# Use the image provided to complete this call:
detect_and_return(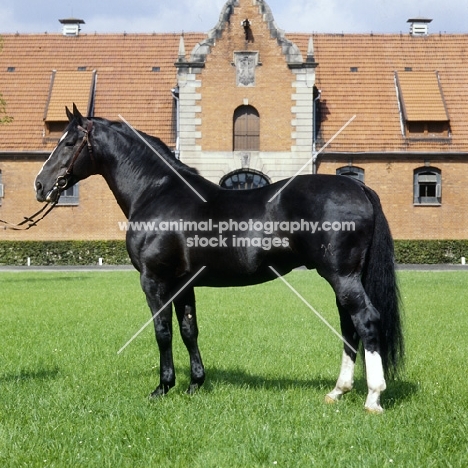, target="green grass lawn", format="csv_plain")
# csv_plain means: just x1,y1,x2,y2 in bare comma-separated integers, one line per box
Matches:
0,270,467,467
